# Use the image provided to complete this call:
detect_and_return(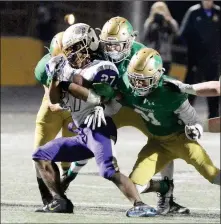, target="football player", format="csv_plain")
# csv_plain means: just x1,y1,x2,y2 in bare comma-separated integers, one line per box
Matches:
64,16,189,214
34,32,76,209
113,48,220,214
32,23,156,217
